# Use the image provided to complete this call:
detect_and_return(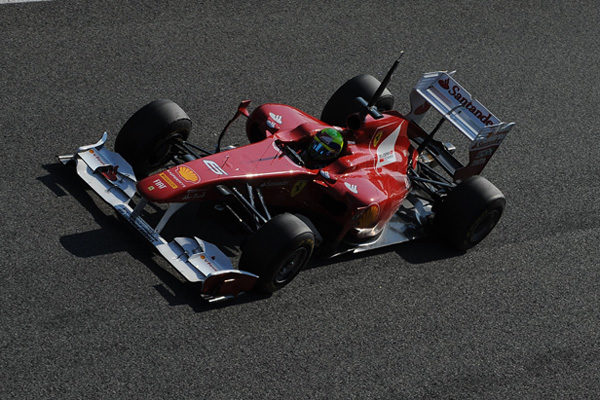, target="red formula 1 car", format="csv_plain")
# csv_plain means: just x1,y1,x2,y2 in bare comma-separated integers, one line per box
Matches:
60,57,514,300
